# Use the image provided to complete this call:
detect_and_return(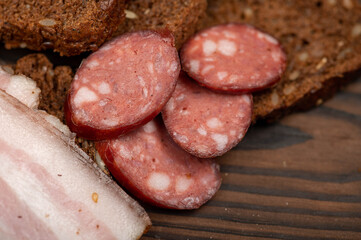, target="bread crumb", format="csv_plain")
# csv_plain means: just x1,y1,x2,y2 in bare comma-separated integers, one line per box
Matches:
298,52,308,62
38,18,56,27
289,70,300,81
327,0,337,5
271,92,279,106
125,10,138,19
243,8,253,18
315,57,328,70
342,0,353,9
283,85,296,95
351,24,361,37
